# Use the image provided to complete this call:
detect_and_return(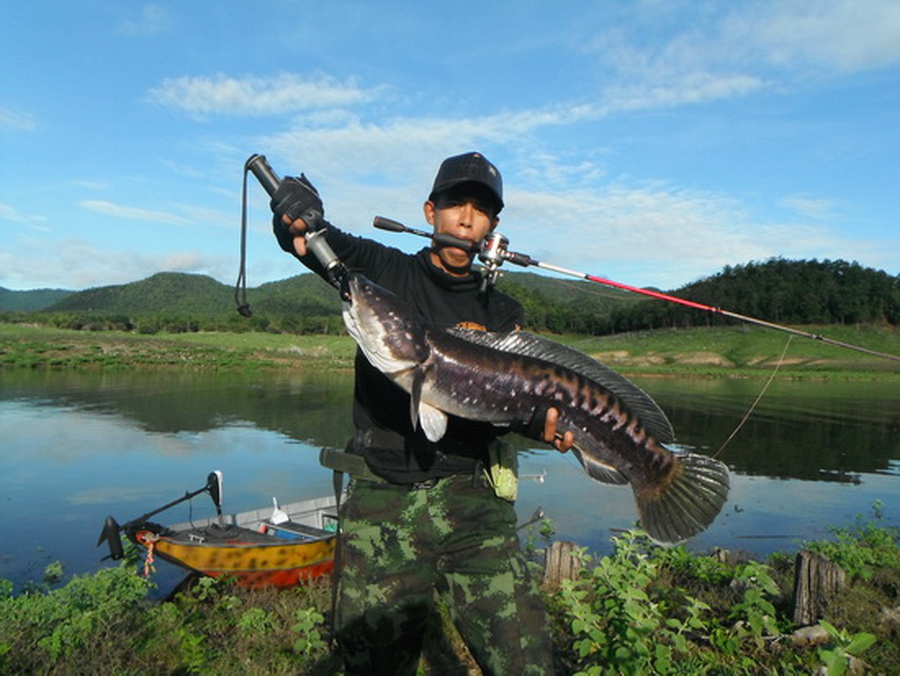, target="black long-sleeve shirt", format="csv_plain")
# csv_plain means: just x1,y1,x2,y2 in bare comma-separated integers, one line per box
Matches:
276,222,524,483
